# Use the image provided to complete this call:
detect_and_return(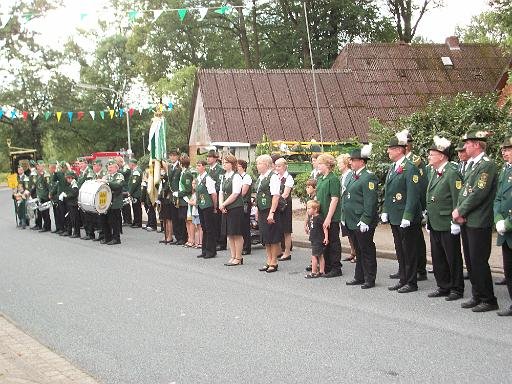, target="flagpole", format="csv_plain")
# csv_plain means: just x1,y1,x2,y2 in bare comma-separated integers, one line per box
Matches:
303,1,323,151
